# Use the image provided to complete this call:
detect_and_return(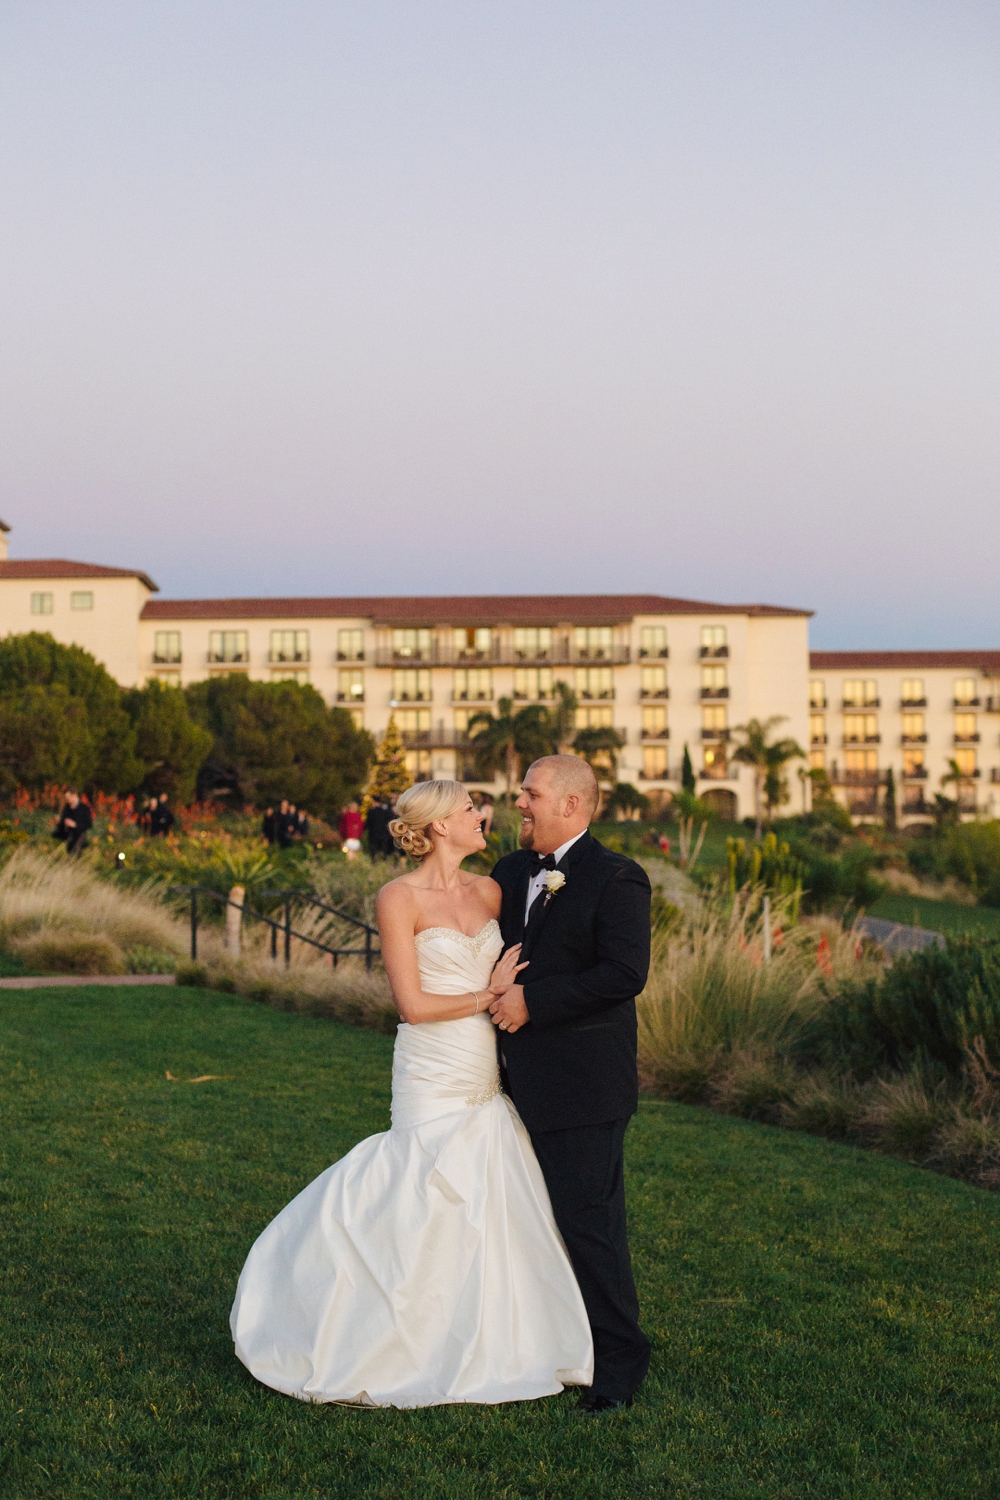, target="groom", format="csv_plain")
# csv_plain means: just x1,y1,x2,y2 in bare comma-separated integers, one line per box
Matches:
489,755,652,1413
